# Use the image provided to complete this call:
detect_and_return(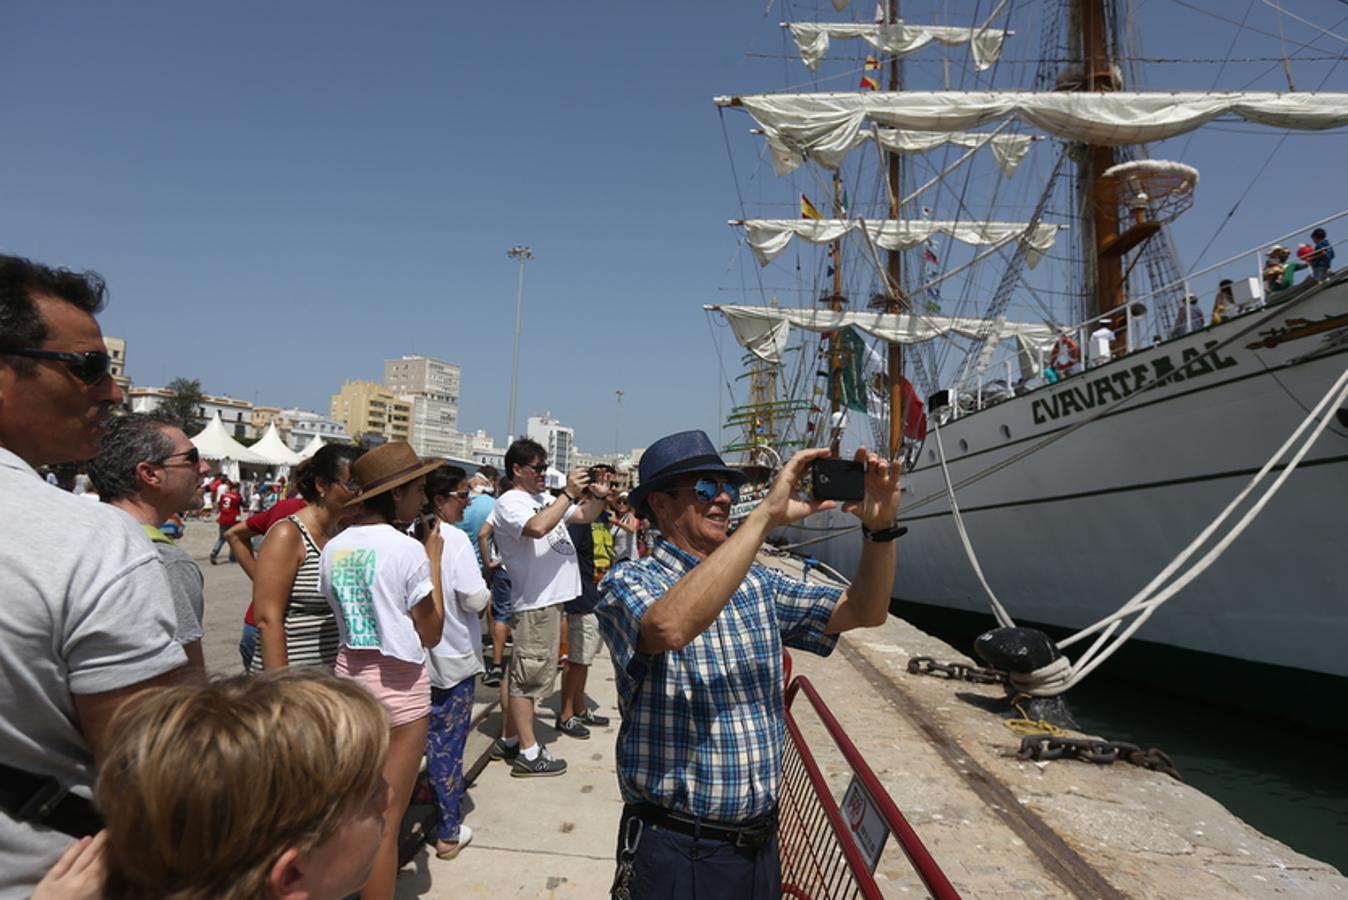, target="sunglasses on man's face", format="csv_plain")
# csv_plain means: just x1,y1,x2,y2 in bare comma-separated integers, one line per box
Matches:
155,447,201,467
0,348,112,385
669,477,740,504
